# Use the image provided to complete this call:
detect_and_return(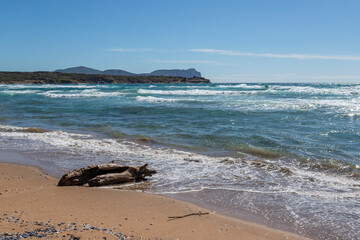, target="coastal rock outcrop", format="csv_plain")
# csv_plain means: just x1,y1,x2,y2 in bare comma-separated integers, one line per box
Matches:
58,162,156,187
0,71,211,84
